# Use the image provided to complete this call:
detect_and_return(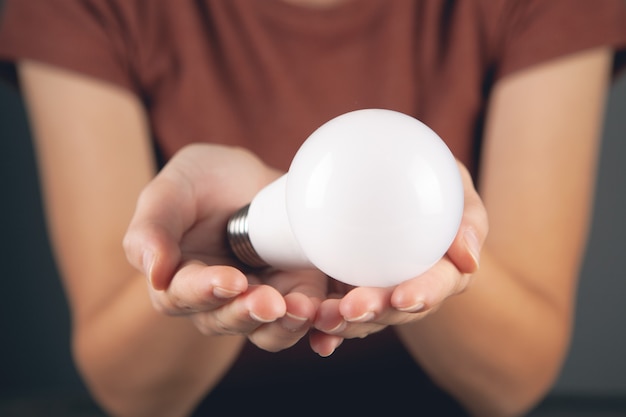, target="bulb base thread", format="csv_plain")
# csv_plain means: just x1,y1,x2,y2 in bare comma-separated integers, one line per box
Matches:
227,204,268,268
